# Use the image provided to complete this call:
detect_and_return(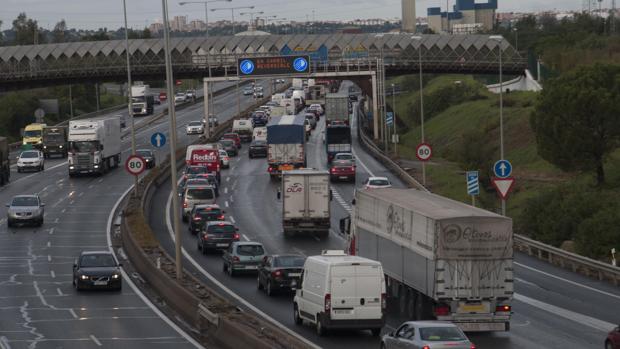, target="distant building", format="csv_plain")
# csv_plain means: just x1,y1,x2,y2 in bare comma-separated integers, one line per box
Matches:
402,0,417,32
149,22,164,34
189,20,206,31
171,16,188,32
427,0,497,34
